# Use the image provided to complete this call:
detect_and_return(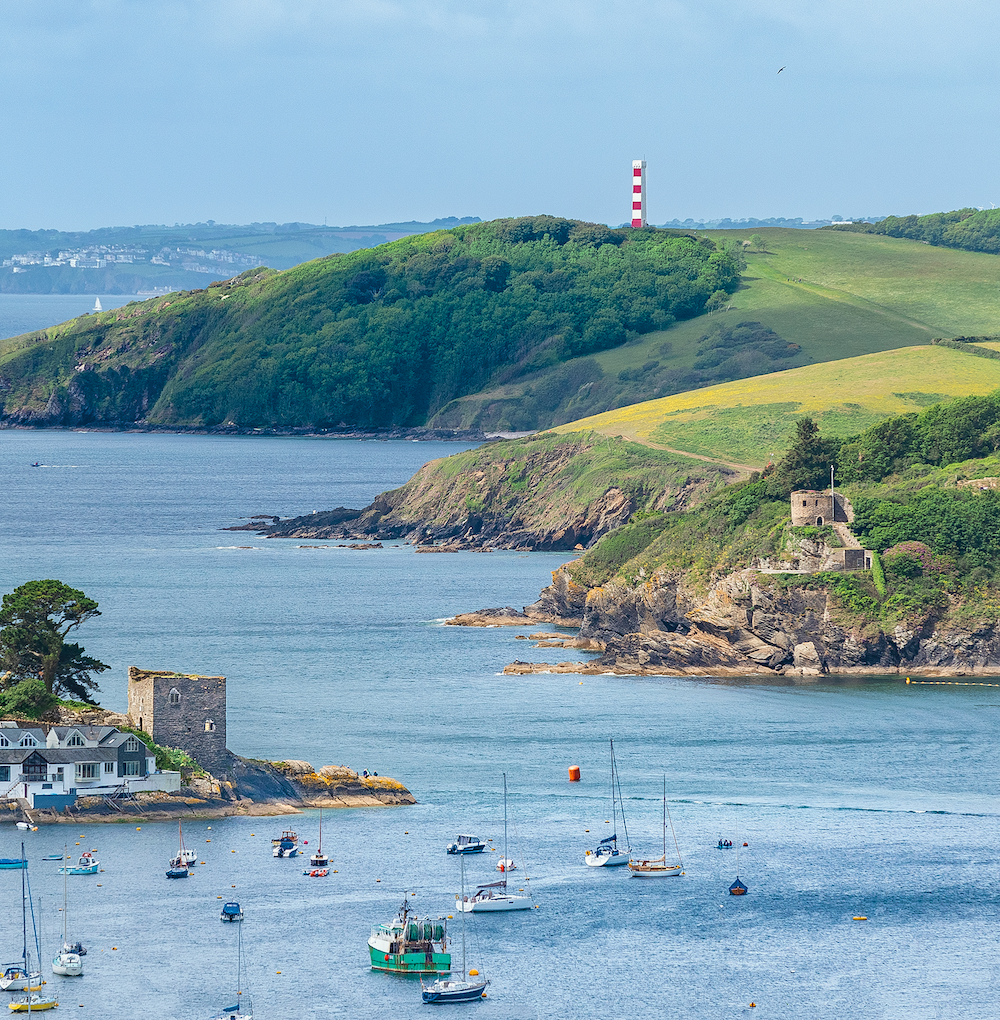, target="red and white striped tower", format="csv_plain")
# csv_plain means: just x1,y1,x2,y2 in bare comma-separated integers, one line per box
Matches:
631,160,646,228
